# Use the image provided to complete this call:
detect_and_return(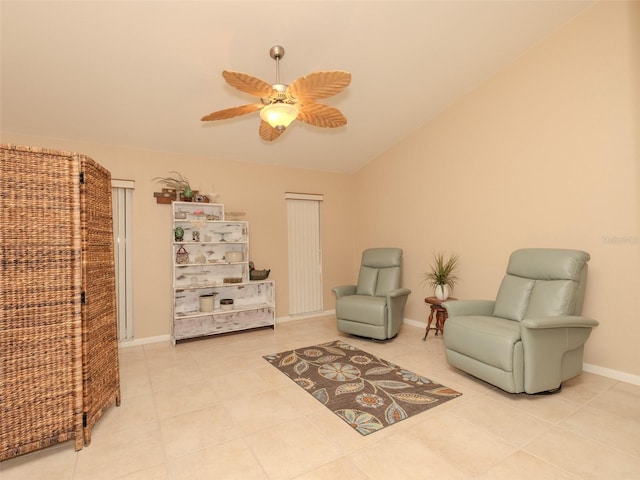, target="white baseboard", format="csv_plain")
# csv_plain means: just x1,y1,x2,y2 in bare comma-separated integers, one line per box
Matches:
118,334,171,348
117,311,337,348
583,363,640,386
117,319,640,387
403,318,424,329
276,309,336,323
